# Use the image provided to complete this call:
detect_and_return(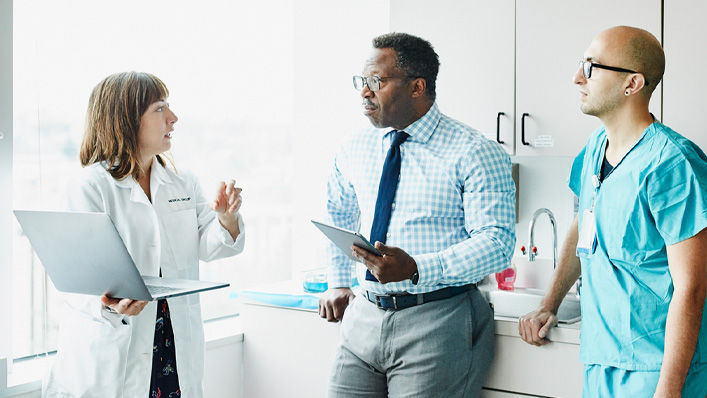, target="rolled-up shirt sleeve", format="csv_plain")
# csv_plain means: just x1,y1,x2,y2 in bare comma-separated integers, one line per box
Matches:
412,140,516,285
324,150,360,288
